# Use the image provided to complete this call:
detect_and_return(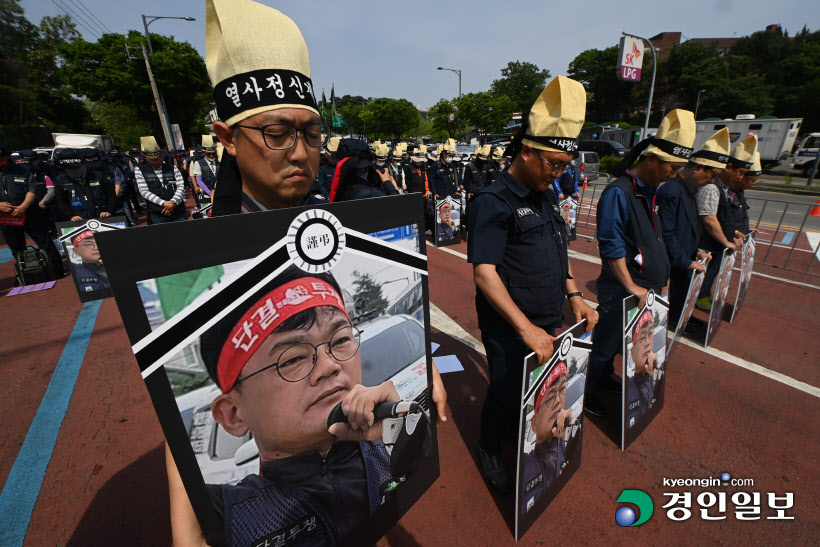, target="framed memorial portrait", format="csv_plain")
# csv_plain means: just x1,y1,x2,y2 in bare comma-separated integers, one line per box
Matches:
96,195,438,547
56,216,127,302
667,259,706,362
705,249,736,348
434,196,461,247
515,321,591,540
622,290,669,451
730,232,756,323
